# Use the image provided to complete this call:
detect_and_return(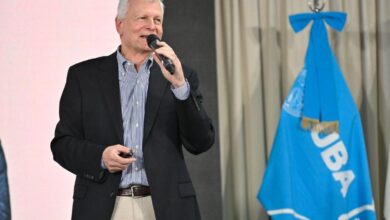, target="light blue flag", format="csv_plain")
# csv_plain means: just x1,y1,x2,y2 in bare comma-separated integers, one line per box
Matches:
258,12,376,220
